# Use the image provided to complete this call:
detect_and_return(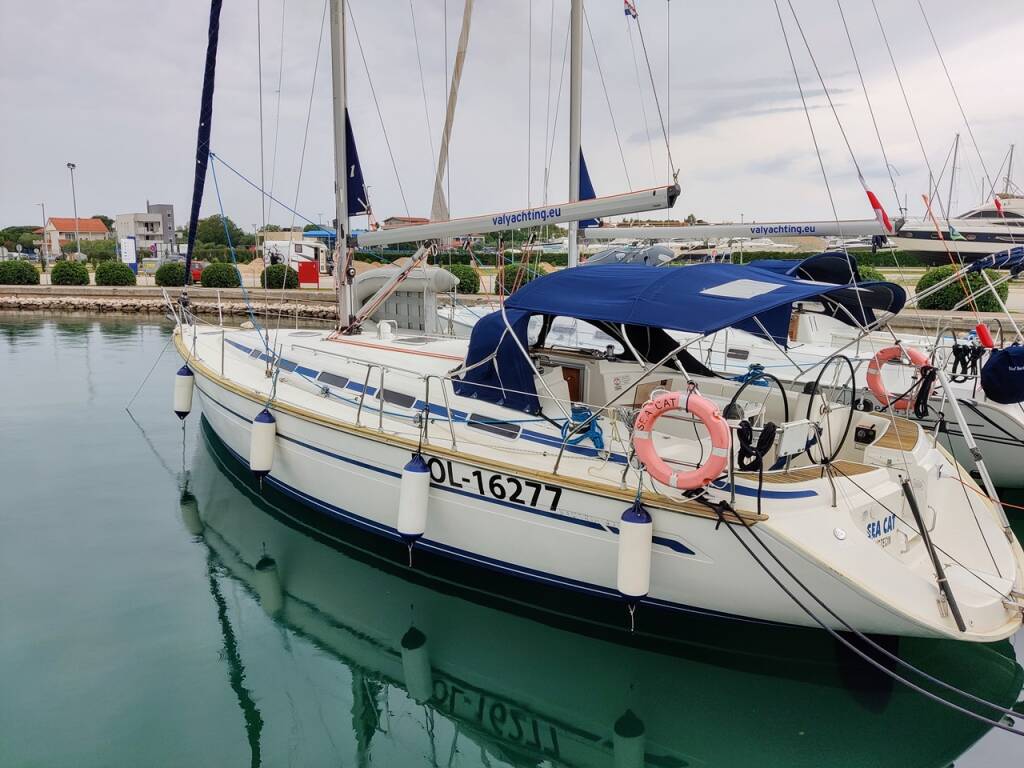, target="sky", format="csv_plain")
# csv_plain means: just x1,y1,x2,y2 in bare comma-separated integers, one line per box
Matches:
1,0,1021,233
